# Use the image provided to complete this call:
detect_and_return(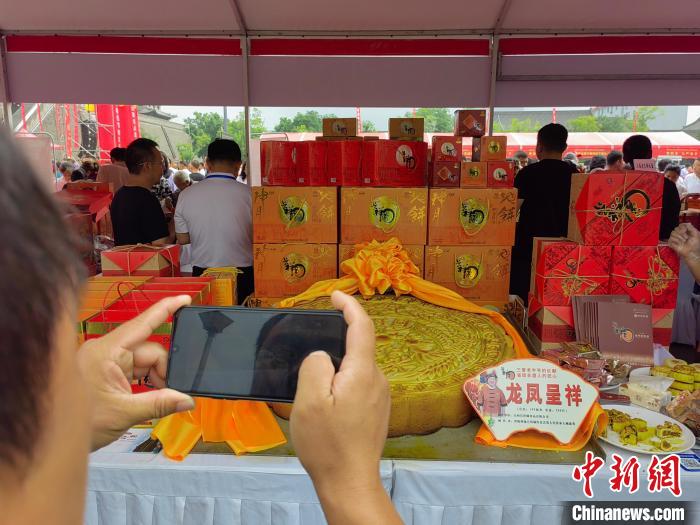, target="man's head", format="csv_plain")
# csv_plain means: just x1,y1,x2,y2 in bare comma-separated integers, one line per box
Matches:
535,123,568,160
606,150,624,170
657,158,672,173
514,150,528,168
589,155,606,172
0,130,89,521
58,159,76,178
173,170,191,191
205,139,242,176
189,158,202,172
622,135,653,166
126,138,163,185
693,159,700,176
109,147,127,165
664,164,682,183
